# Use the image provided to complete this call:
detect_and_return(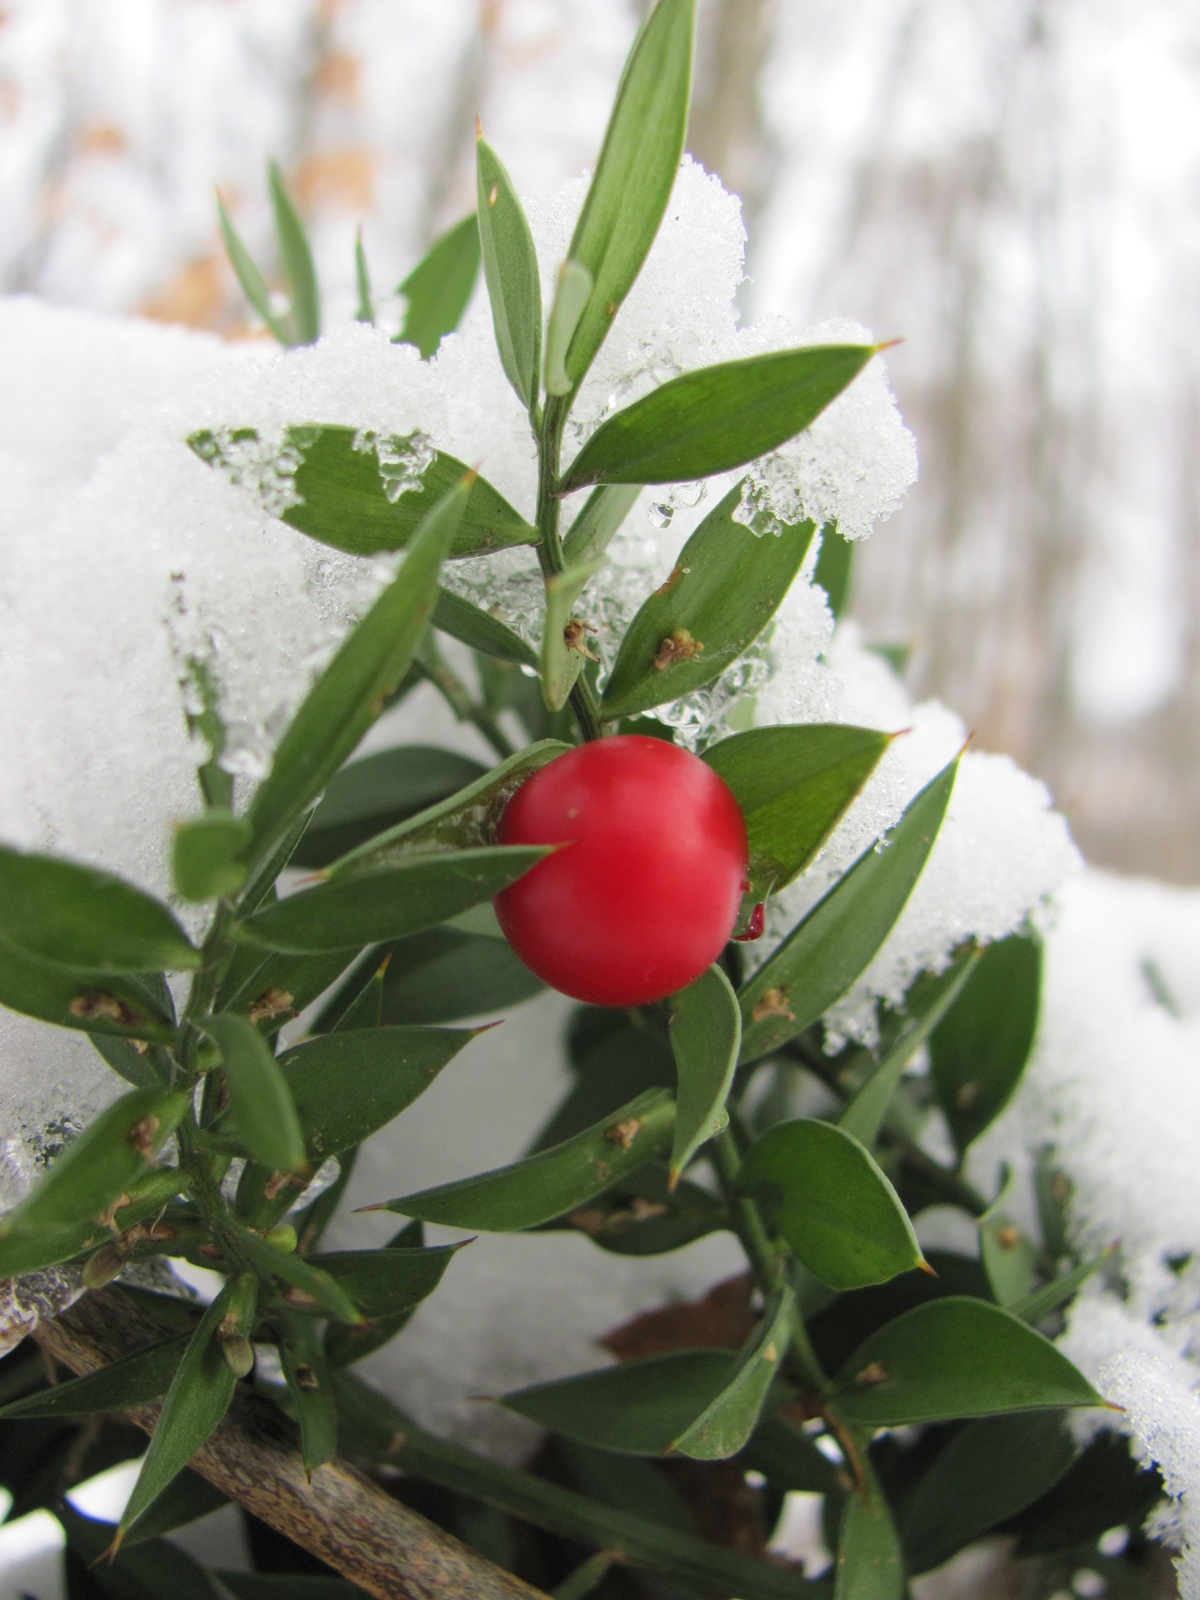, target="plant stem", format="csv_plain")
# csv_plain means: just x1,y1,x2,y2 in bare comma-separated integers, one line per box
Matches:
417,638,516,760
536,398,603,743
